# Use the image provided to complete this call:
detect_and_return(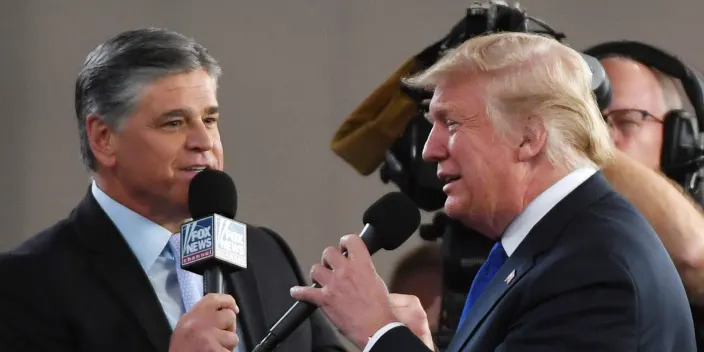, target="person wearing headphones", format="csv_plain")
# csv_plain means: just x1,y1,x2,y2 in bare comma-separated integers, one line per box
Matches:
585,41,704,347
